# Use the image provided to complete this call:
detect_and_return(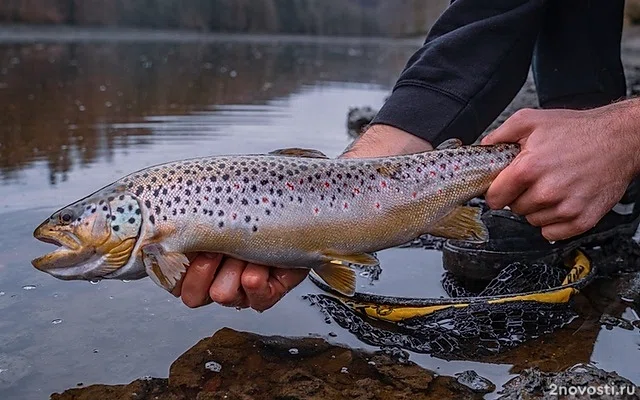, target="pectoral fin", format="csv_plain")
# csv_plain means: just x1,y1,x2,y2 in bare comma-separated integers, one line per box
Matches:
269,148,329,159
435,138,463,150
141,243,189,291
313,263,356,296
427,206,488,242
